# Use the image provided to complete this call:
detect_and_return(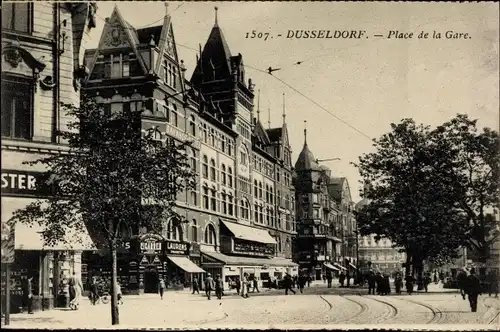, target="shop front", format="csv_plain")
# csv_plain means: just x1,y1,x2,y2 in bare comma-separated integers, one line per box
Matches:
200,219,298,290
1,169,95,312
163,240,205,290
